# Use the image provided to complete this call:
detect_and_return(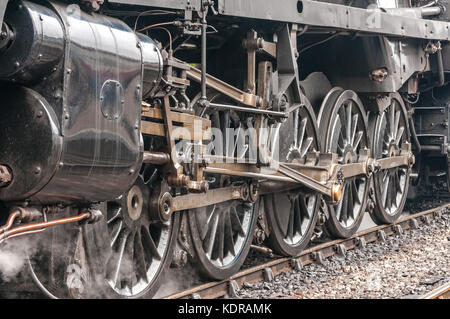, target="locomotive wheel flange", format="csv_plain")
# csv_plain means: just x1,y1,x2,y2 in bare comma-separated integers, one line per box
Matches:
318,88,370,239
